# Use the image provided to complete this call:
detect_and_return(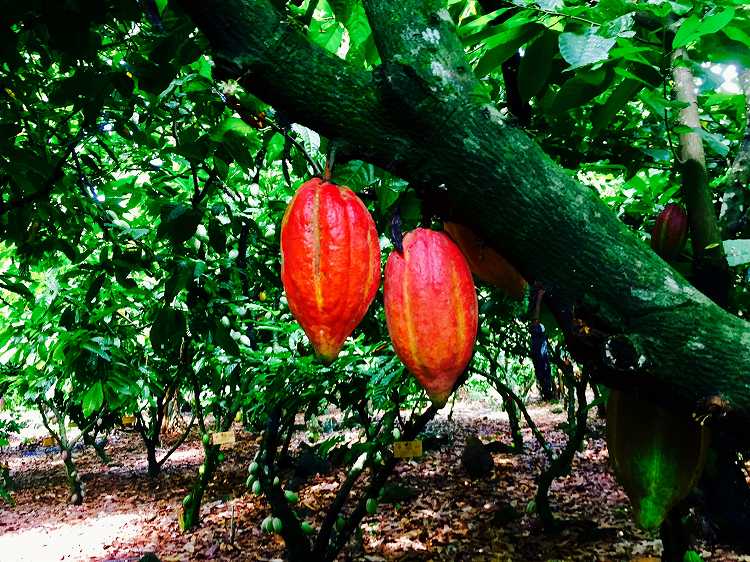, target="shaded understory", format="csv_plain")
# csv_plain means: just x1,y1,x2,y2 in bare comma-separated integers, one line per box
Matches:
0,399,743,561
